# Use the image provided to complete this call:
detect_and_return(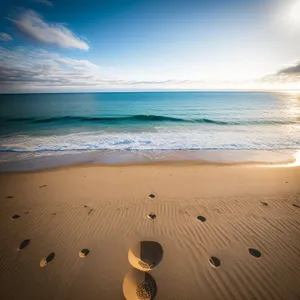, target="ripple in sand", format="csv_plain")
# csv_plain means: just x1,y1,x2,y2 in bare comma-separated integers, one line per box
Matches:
79,249,90,258
40,252,55,267
123,269,157,300
248,248,261,258
209,256,221,268
11,214,20,220
128,241,163,271
147,213,156,220
19,239,30,250
197,215,206,222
